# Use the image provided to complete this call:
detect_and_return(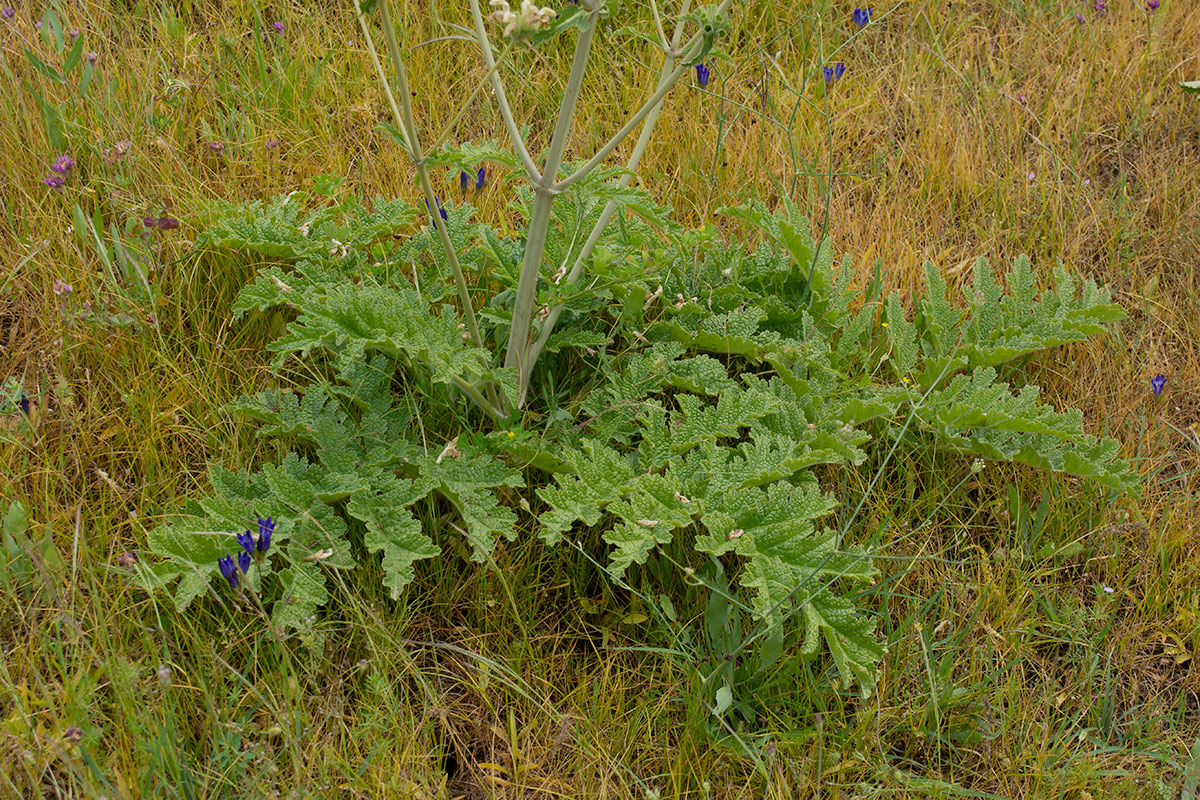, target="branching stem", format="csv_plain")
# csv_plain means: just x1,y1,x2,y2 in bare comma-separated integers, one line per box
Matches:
503,7,599,377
